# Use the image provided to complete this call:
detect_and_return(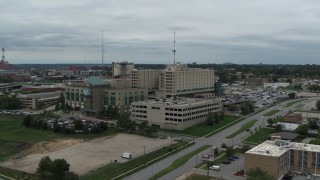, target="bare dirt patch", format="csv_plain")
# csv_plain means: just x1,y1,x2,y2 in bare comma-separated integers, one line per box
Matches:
22,139,84,155
0,134,171,175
